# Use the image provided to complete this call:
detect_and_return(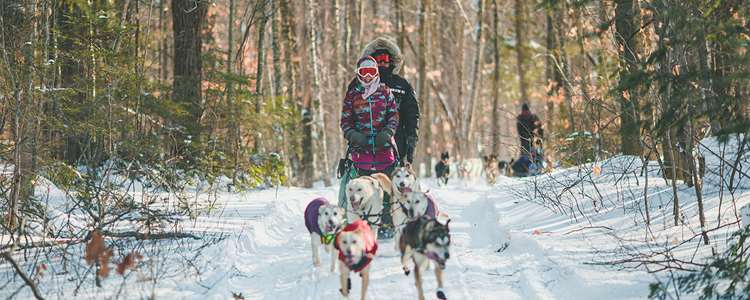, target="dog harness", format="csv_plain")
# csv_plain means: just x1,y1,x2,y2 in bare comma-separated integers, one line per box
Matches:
335,220,378,273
